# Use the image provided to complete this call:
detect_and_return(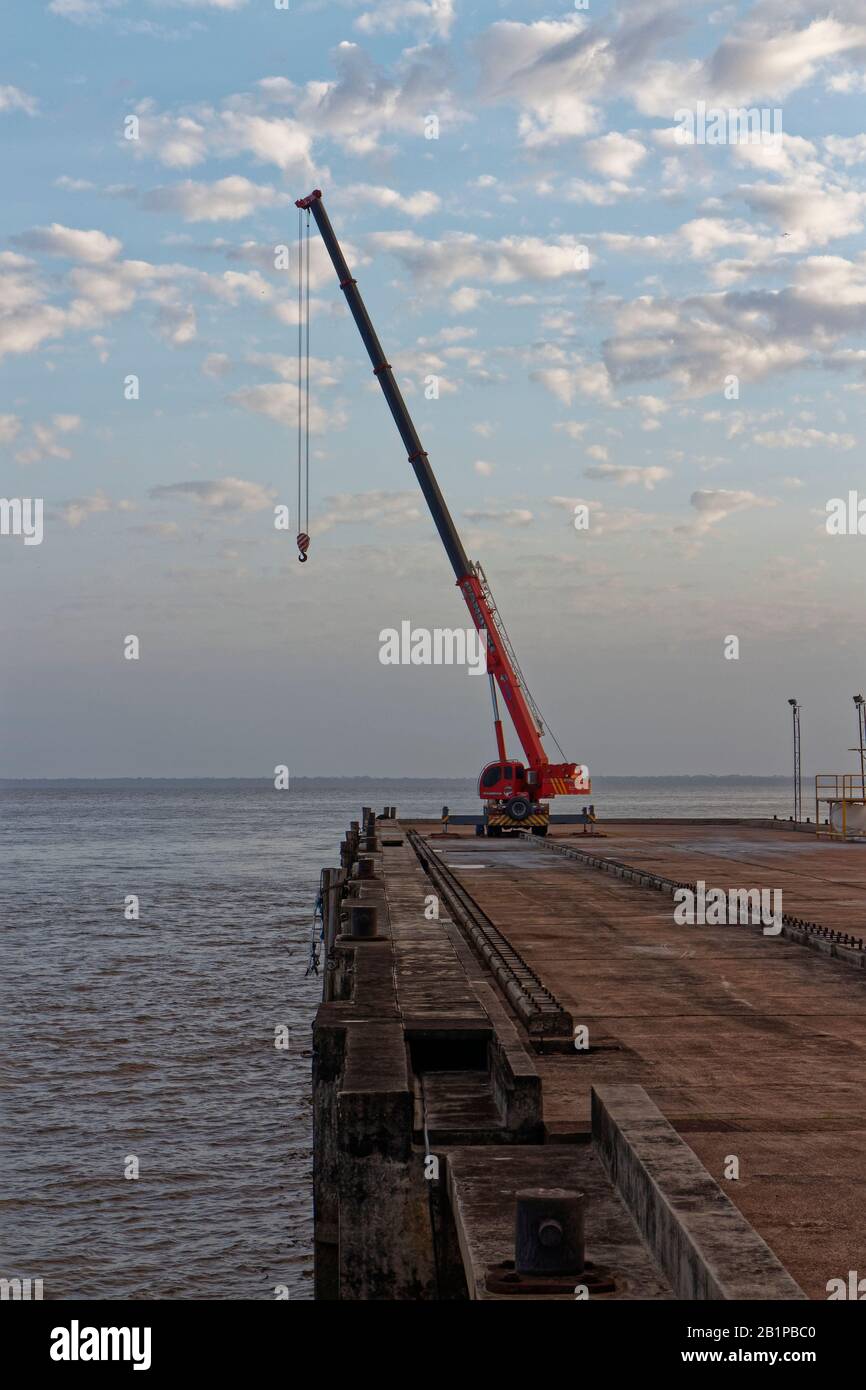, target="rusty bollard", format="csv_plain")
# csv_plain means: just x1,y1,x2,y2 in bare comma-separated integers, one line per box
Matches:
515,1189,586,1275
355,856,377,880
